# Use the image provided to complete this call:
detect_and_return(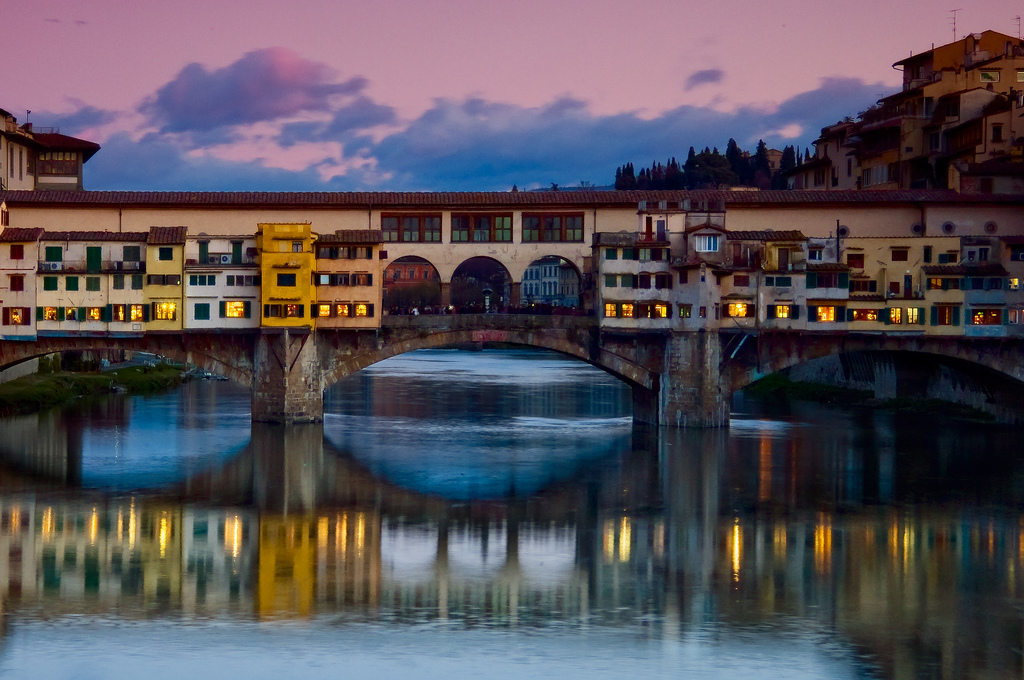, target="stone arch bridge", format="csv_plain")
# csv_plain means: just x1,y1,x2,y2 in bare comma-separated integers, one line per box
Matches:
2,318,1024,426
